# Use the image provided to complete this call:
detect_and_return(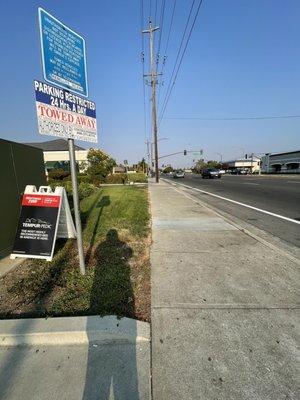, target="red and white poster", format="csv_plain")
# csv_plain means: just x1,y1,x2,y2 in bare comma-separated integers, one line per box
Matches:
11,186,76,261
11,193,61,260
